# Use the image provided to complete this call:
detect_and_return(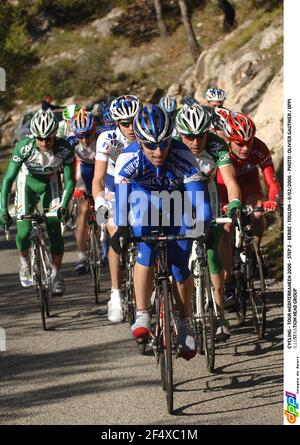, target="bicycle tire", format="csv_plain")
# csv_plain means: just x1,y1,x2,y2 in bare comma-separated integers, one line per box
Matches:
125,265,136,327
192,283,204,356
35,246,49,331
201,267,215,373
88,223,101,305
161,279,174,414
249,243,266,339
235,270,247,326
